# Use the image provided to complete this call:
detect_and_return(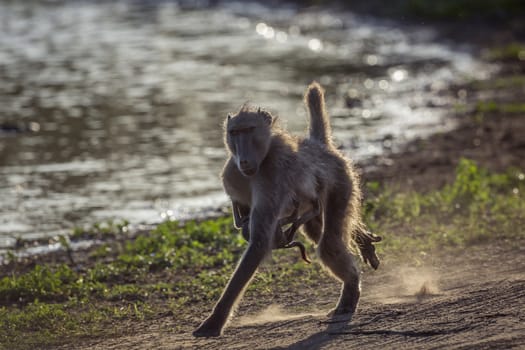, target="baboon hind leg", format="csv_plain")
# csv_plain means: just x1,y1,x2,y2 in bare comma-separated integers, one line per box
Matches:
318,195,360,316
